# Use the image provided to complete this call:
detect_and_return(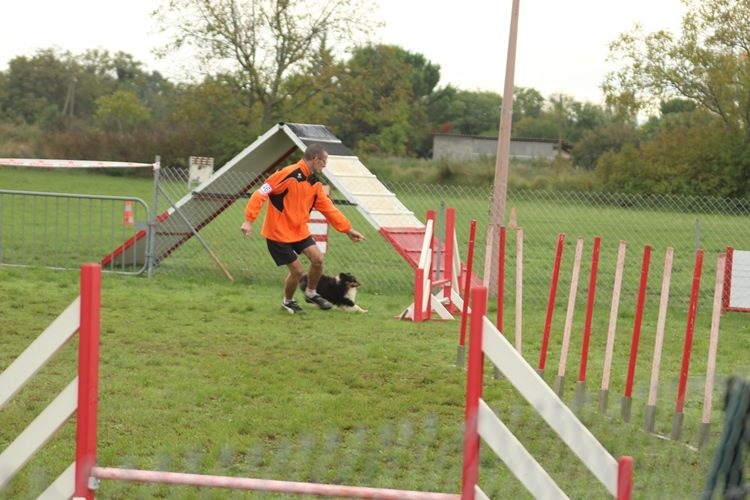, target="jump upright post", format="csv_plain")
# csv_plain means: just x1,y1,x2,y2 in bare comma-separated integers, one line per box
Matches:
462,286,633,499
